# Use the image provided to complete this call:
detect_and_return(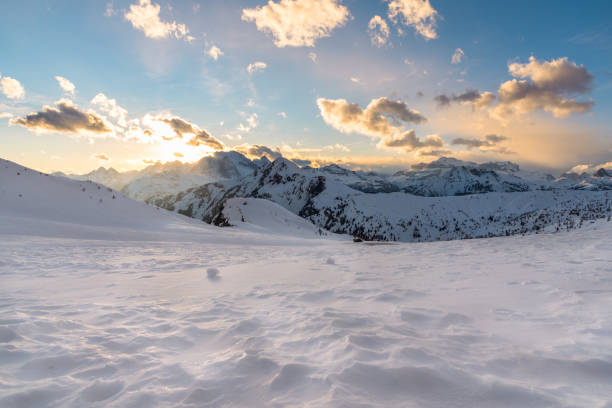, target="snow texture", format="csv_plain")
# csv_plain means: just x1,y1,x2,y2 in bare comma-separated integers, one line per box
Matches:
1,158,612,407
